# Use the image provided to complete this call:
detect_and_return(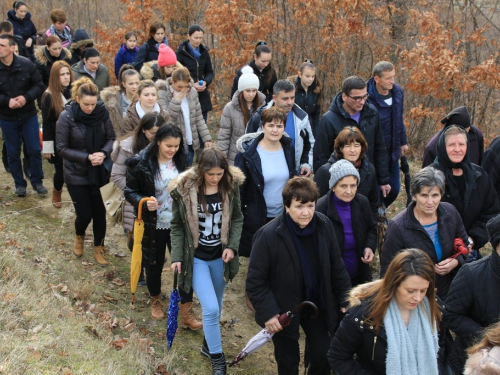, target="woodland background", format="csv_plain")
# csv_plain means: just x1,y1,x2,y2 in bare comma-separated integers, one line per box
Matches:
3,0,500,154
